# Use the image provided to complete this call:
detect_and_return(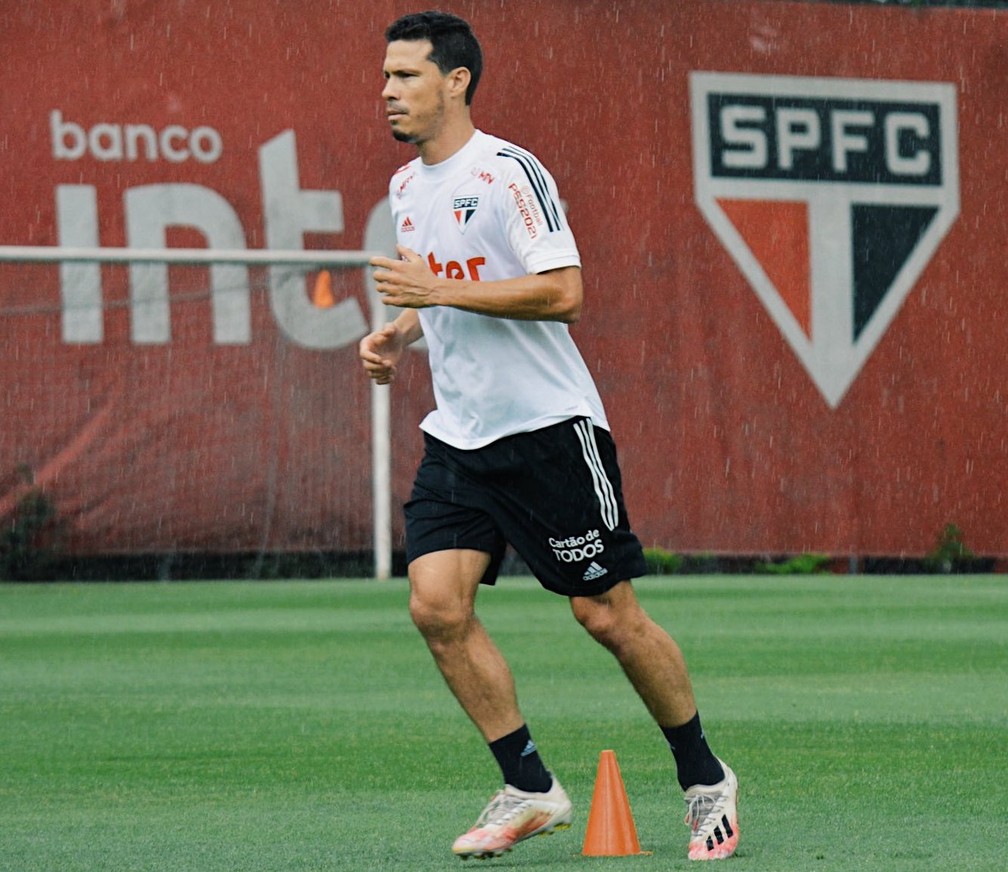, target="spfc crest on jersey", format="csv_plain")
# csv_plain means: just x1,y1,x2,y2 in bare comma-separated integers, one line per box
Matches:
690,72,959,407
452,196,480,233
